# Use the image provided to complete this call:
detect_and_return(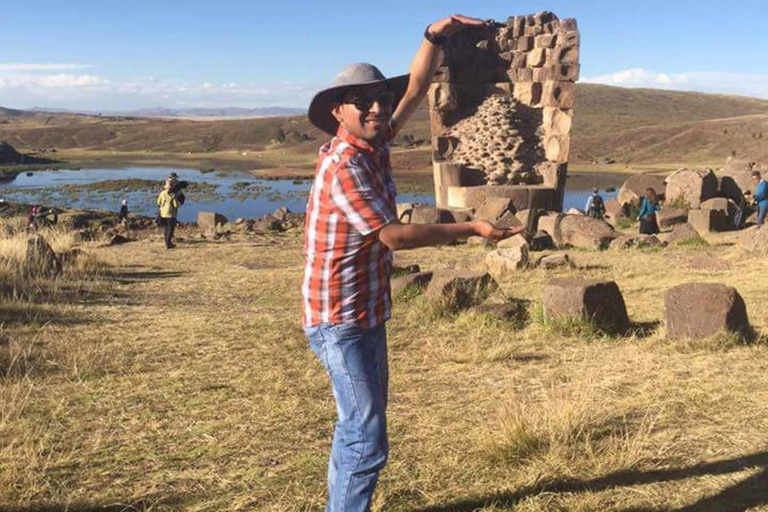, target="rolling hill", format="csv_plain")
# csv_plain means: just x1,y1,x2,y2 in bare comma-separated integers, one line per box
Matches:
1,84,767,165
